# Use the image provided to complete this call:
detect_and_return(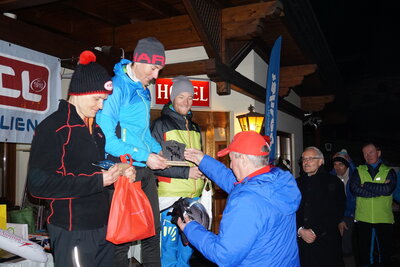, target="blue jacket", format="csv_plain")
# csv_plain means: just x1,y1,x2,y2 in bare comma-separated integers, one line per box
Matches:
96,59,161,167
350,161,397,198
394,171,400,203
330,161,357,219
184,155,301,267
